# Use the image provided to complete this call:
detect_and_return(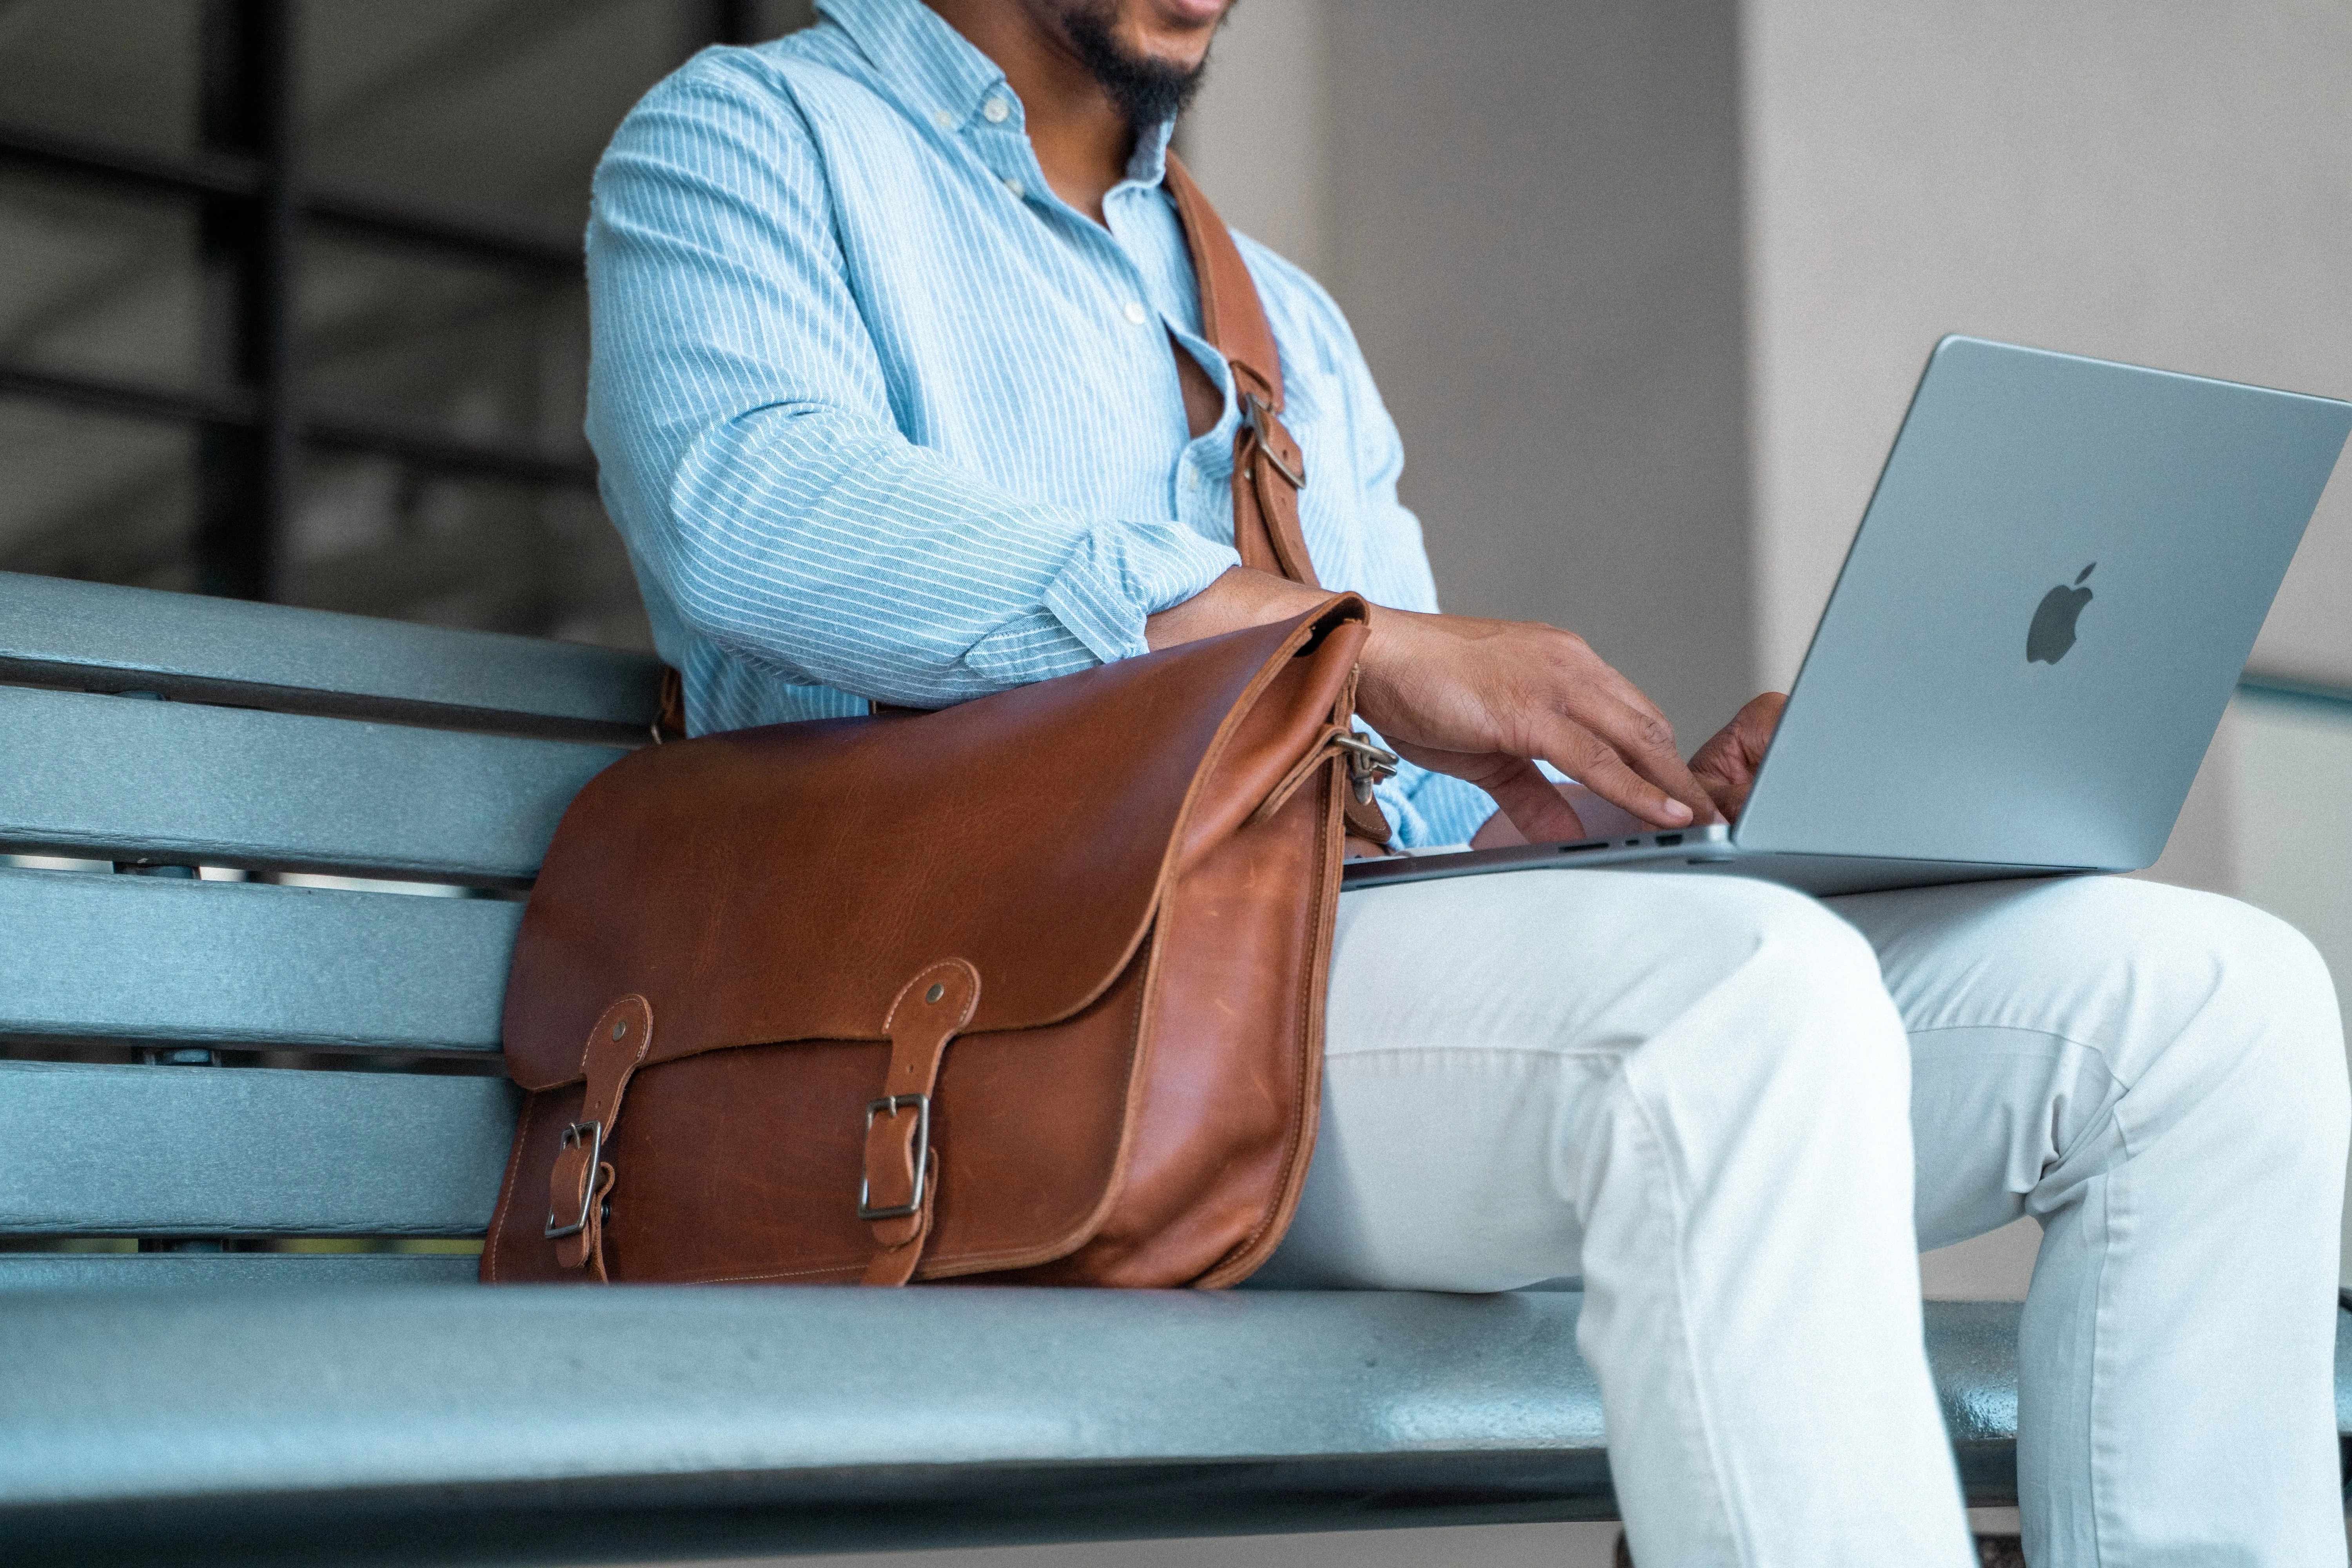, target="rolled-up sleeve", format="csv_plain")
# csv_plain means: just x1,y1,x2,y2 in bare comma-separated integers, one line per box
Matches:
585,59,1235,709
